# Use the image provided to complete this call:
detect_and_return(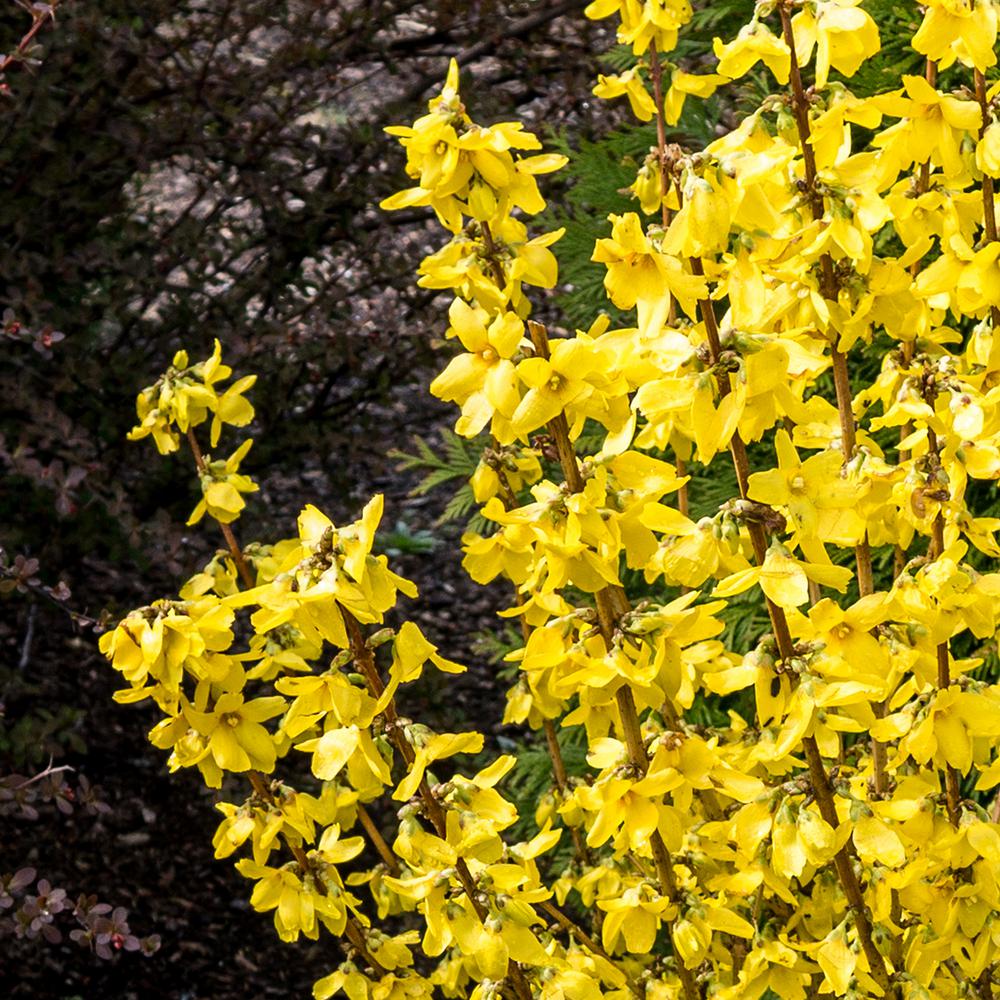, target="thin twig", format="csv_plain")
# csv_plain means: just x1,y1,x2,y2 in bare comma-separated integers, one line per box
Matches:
0,1,59,77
